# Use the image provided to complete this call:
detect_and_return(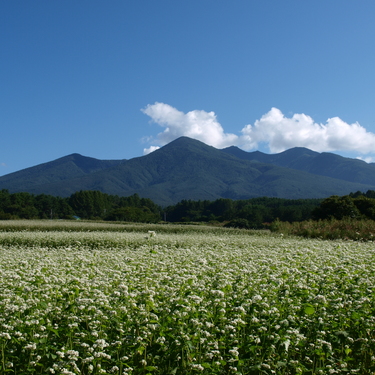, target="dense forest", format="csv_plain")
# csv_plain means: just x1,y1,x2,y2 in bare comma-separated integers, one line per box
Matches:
164,197,320,228
0,189,375,227
0,190,161,223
